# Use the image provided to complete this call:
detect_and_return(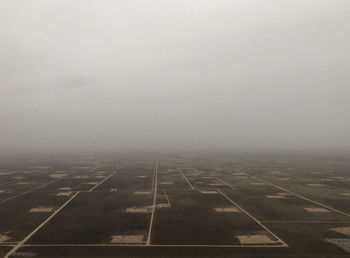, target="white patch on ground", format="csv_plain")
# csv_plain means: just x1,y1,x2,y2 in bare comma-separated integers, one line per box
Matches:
110,188,118,192
331,176,346,180
278,177,290,181
278,192,293,197
16,182,33,185
84,182,98,185
329,227,350,236
201,191,218,194
30,207,54,213
12,252,36,257
0,234,10,243
237,234,279,244
13,176,24,179
59,187,71,191
157,203,171,208
137,176,147,178
36,166,50,169
126,206,152,213
320,178,335,182
49,174,68,178
266,195,285,199
341,193,350,196
160,182,174,185
17,181,35,185
134,191,152,195
73,176,89,179
0,172,12,175
56,192,72,196
95,176,106,179
215,207,240,213
304,207,331,213
209,183,223,186
307,183,325,187
111,235,144,243
0,190,5,193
